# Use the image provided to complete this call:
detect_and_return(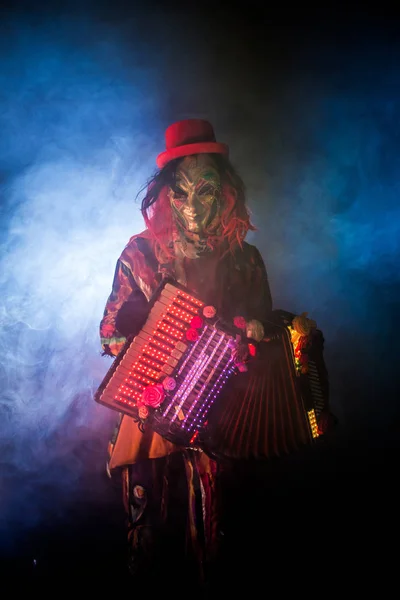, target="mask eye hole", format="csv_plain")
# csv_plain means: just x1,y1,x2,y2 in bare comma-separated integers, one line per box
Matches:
198,184,213,196
170,186,187,205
